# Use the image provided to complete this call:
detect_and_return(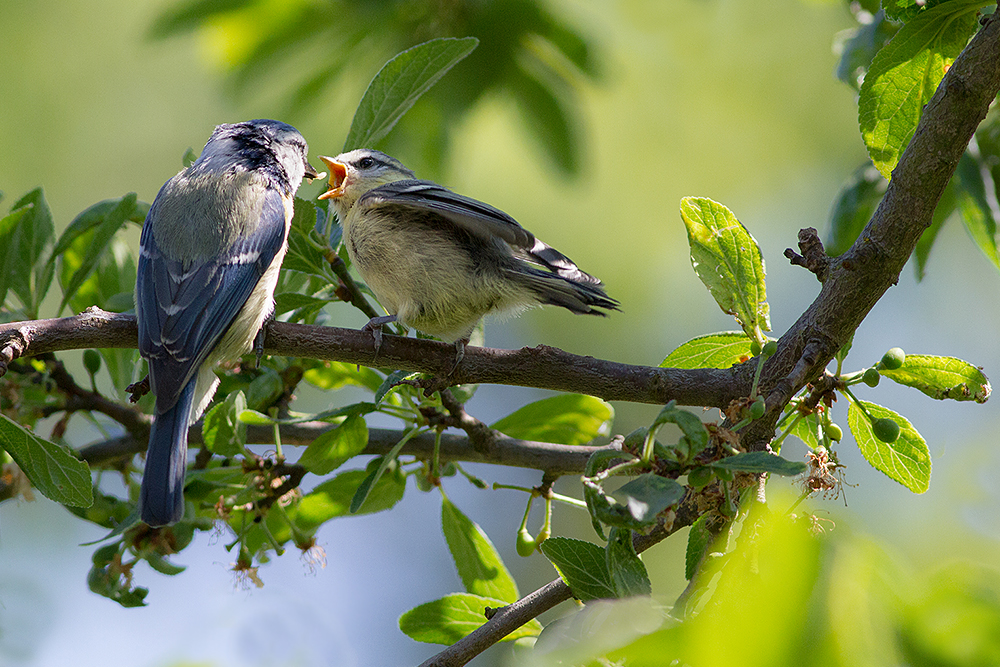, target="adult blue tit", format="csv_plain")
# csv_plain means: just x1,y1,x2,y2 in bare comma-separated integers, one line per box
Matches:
317,149,618,363
136,119,317,527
